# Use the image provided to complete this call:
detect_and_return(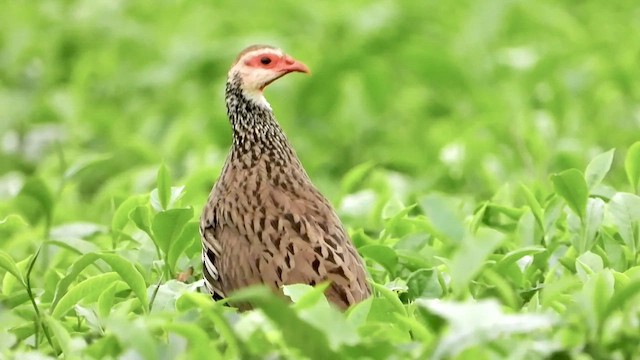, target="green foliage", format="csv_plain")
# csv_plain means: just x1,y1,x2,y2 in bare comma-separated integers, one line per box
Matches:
1,0,640,358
